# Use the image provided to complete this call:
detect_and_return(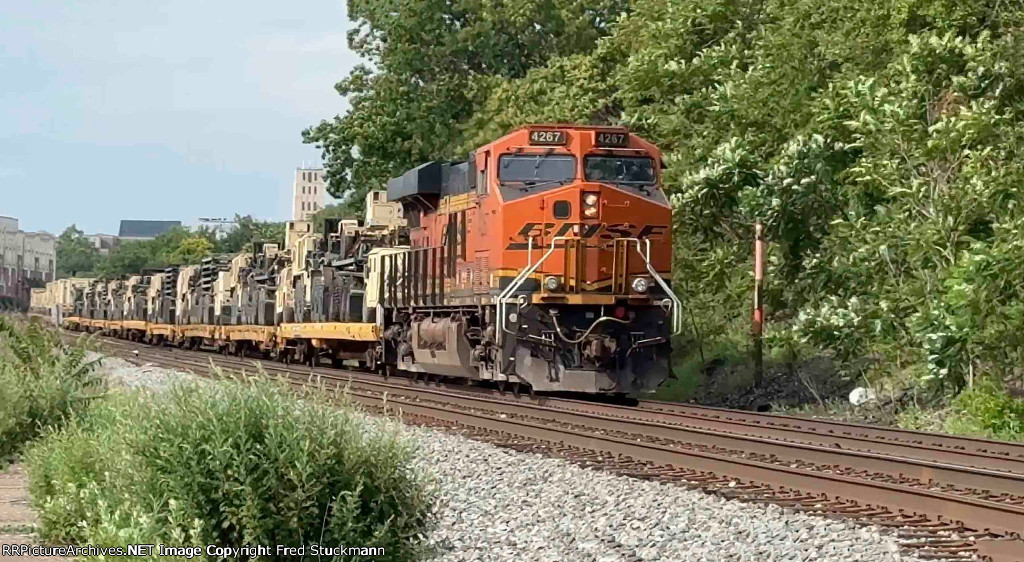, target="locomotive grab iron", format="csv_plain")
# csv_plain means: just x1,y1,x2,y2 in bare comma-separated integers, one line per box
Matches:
35,125,681,395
